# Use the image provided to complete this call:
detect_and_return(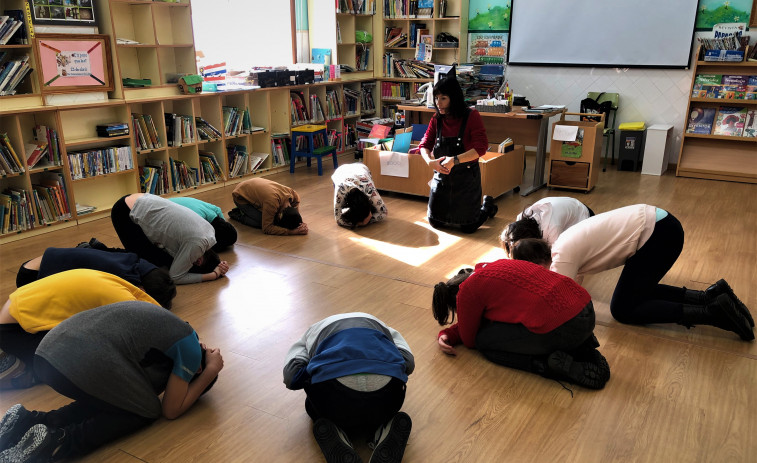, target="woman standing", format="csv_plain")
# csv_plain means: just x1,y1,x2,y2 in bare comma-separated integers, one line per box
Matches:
419,66,496,233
